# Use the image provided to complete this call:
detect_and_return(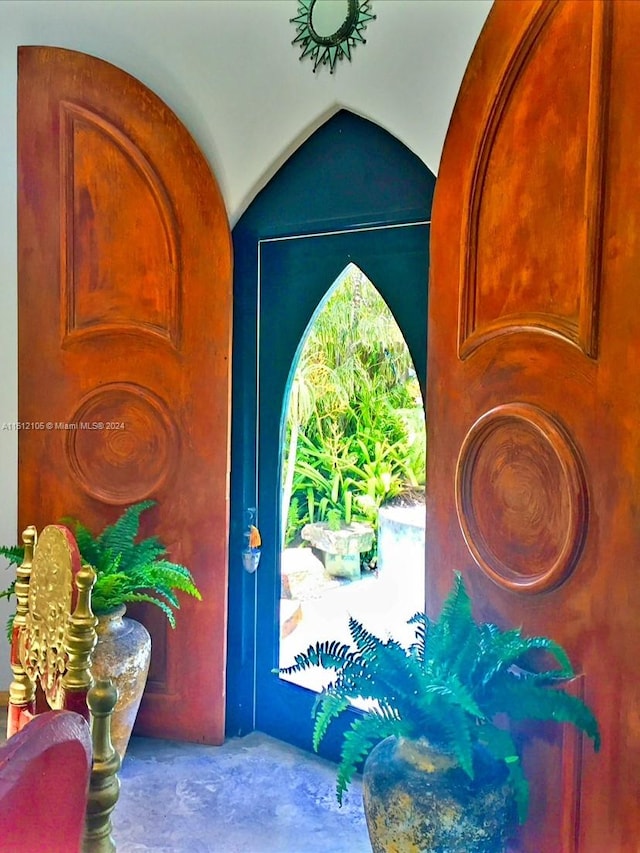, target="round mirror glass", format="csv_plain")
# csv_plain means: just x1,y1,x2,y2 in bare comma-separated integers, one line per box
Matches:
310,0,354,40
